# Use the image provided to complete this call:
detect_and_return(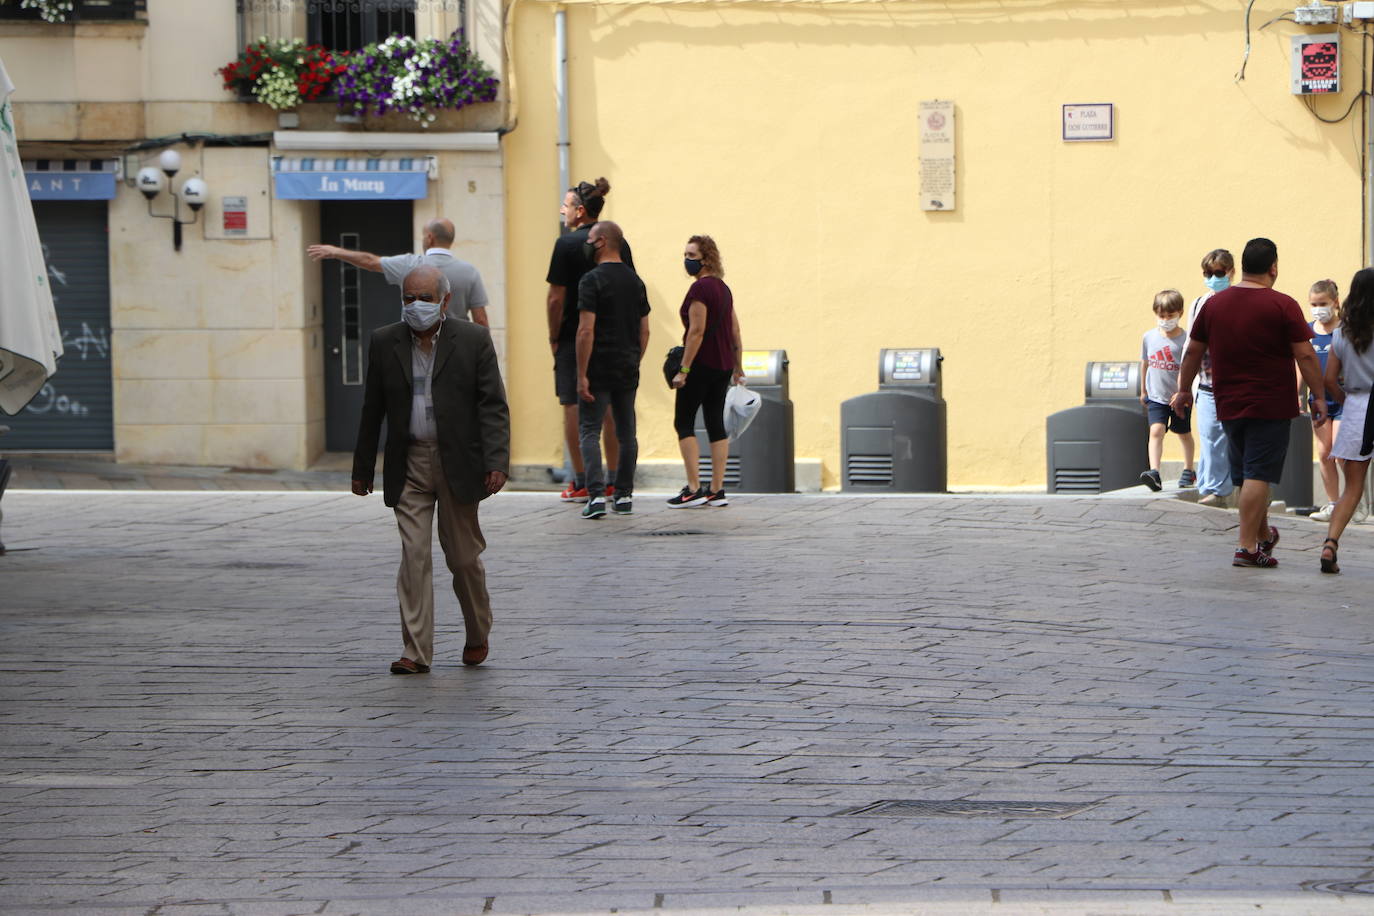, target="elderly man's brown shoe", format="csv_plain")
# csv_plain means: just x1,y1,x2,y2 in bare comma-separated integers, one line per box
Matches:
461,643,489,666
390,658,430,675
